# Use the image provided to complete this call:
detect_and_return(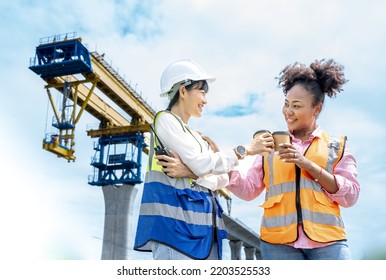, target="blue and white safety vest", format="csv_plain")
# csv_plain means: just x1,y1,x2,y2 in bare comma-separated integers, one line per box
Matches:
134,111,227,259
